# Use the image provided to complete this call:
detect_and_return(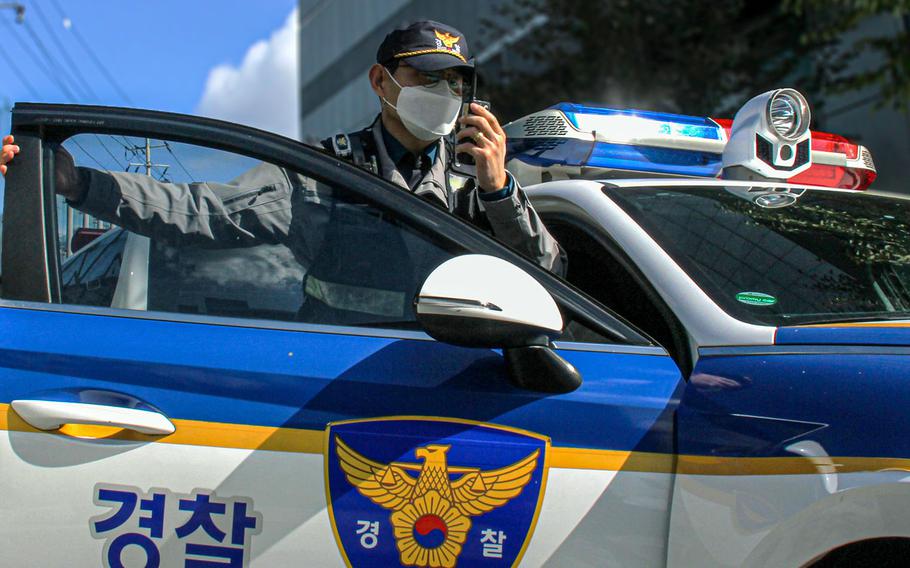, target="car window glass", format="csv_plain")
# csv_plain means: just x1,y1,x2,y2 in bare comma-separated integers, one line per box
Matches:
609,186,910,326
545,219,684,355
61,228,127,306
52,134,463,329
